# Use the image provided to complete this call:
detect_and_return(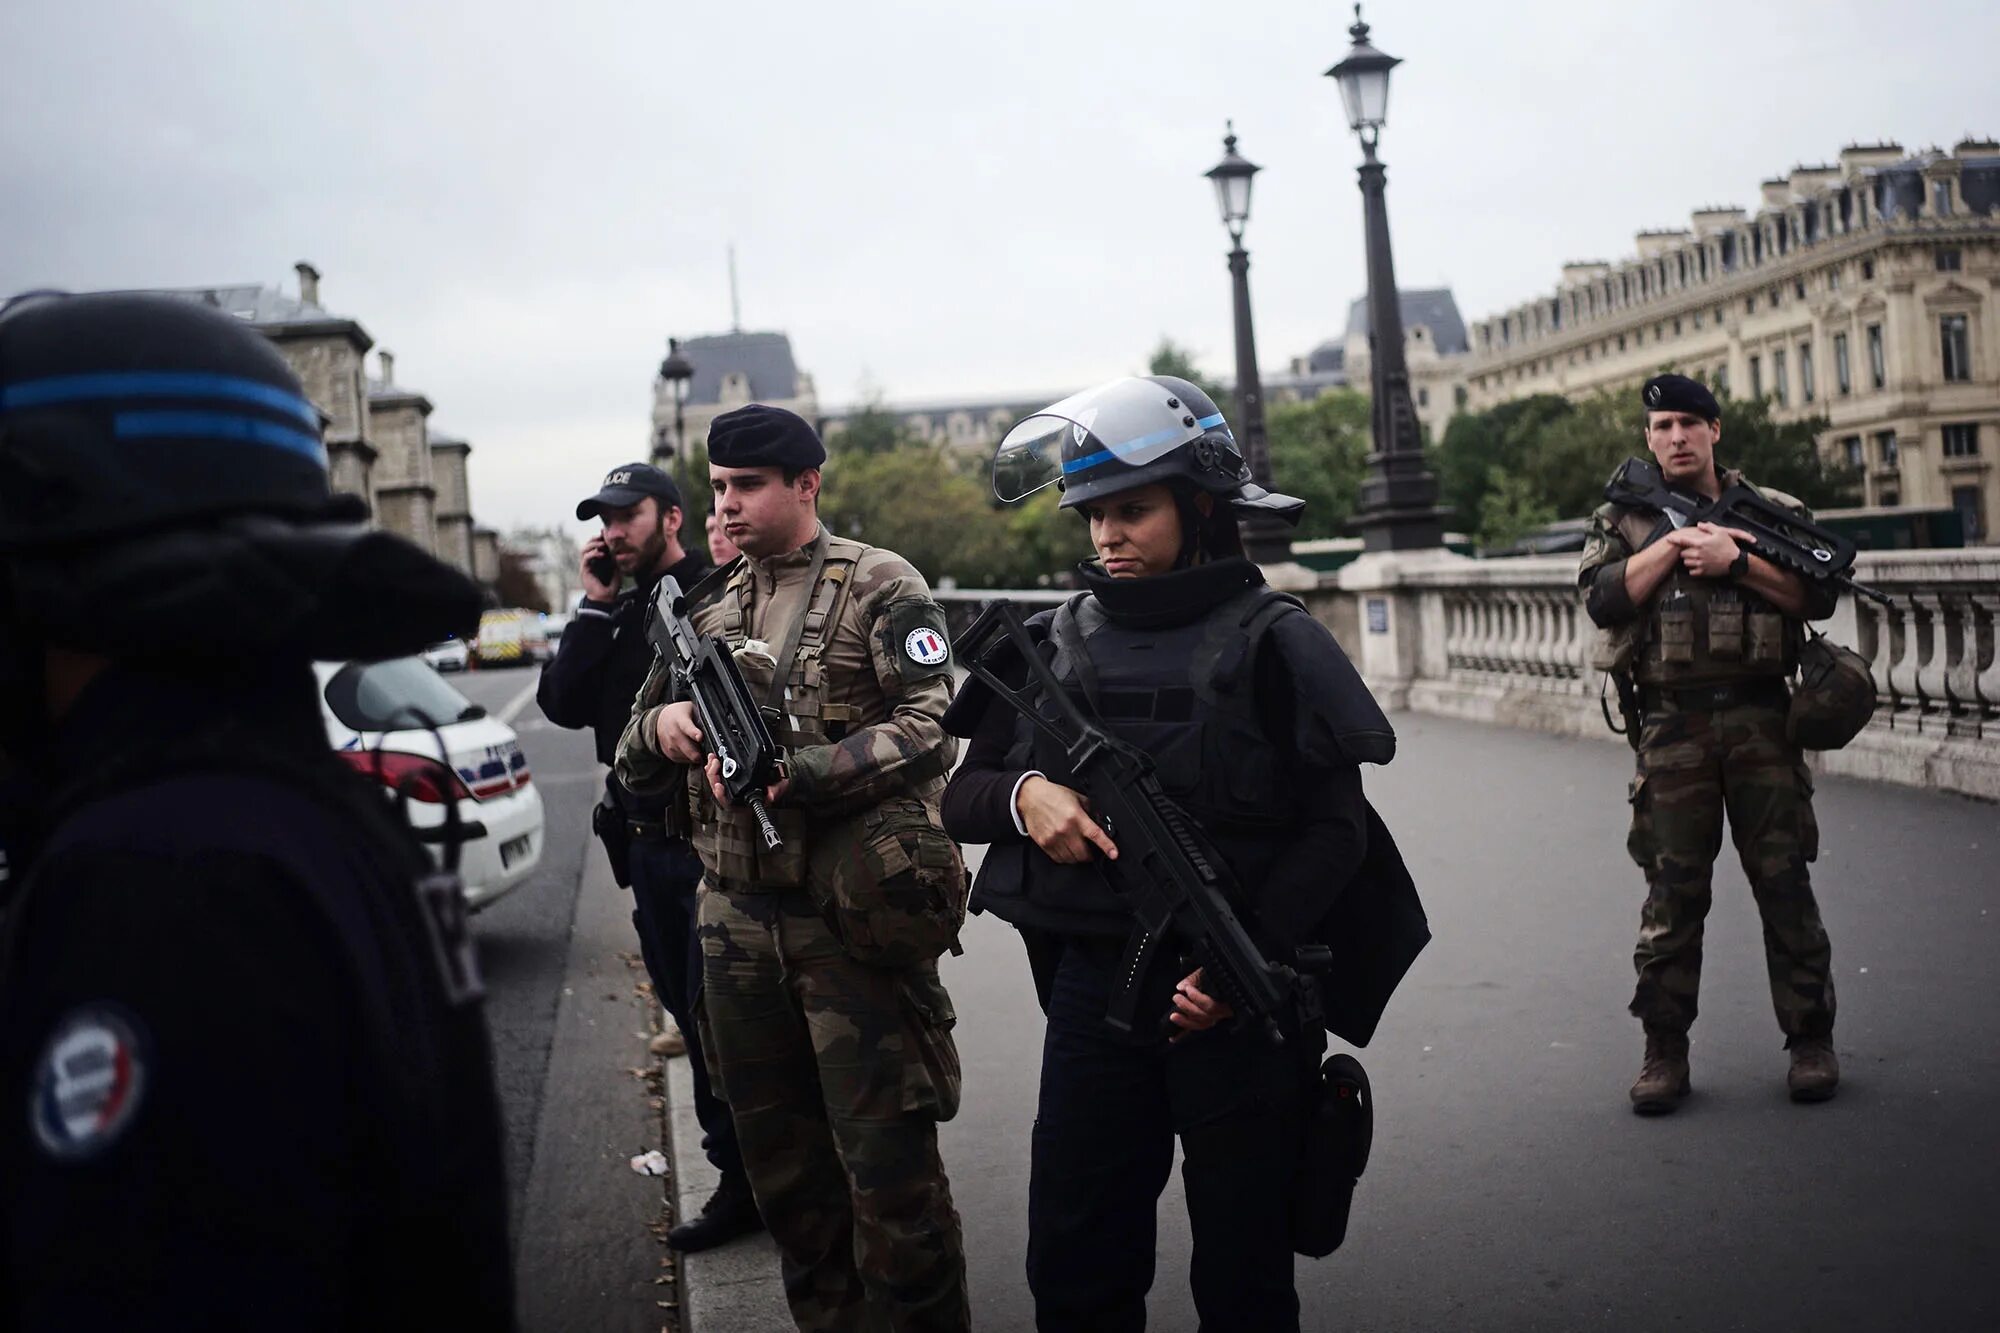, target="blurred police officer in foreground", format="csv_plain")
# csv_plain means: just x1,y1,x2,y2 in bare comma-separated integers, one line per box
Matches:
940,377,1427,1332
535,461,762,1250
617,405,969,1332
1580,373,1841,1113
0,292,514,1328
